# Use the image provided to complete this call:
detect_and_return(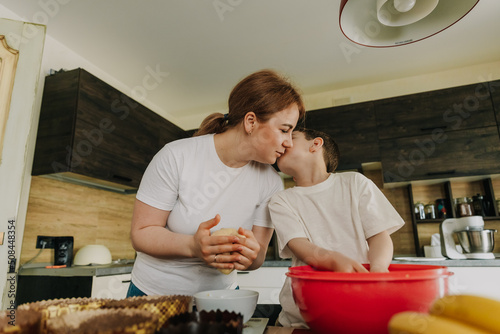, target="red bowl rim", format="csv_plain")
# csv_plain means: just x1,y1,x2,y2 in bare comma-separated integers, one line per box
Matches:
286,264,452,282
